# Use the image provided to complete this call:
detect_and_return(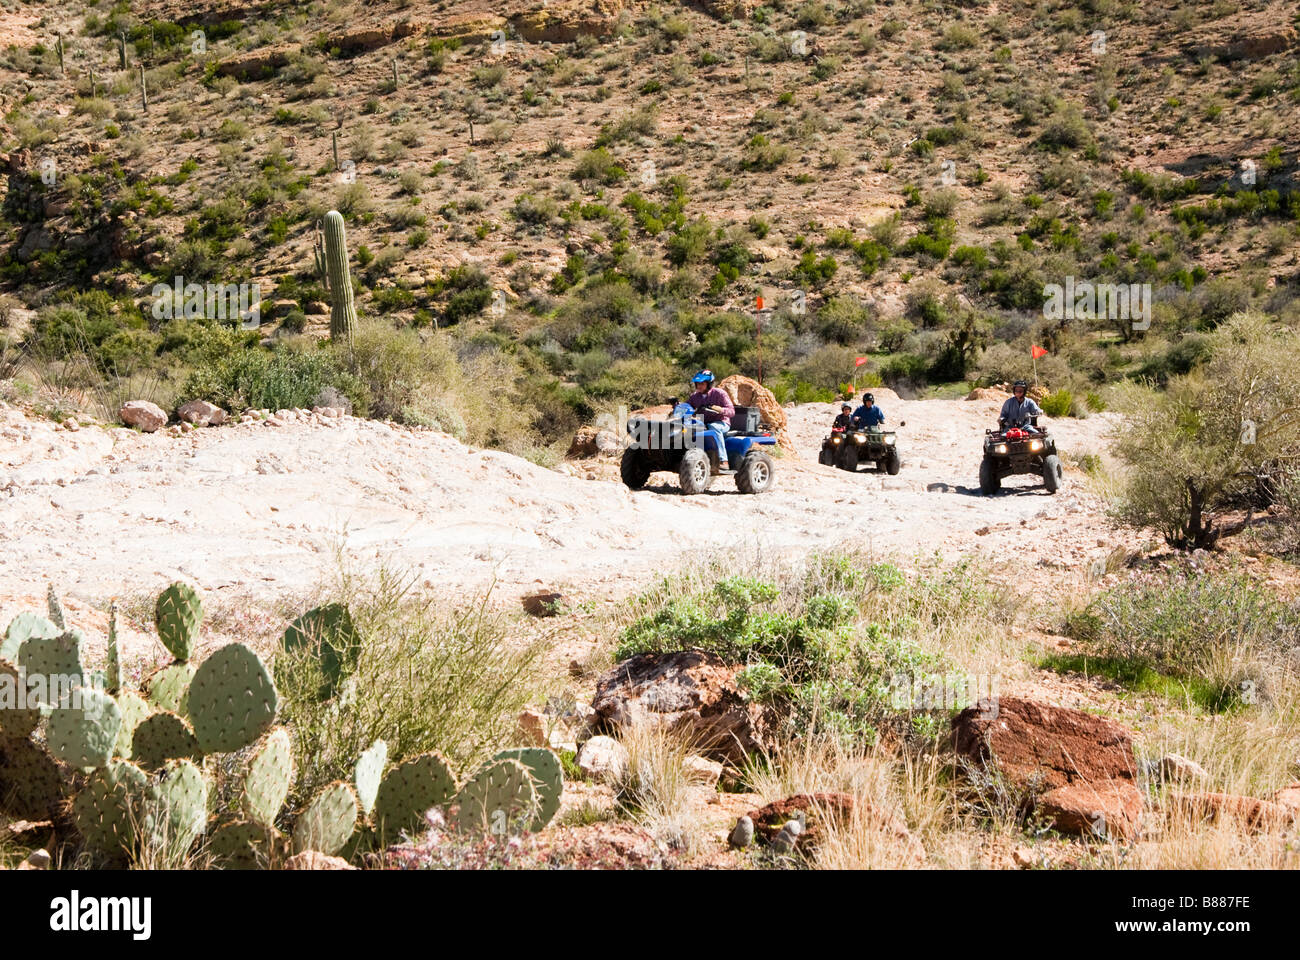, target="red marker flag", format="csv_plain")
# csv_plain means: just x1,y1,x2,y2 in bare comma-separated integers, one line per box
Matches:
756,295,765,311
854,357,869,367
1031,345,1048,359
